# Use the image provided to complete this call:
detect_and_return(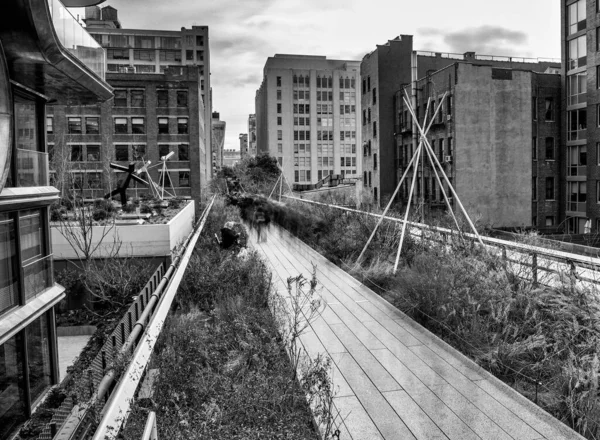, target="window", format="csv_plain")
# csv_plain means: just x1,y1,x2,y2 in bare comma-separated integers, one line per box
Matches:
196,50,204,61
83,117,99,135
544,98,554,122
131,117,145,134
277,117,282,126
367,76,371,90
132,144,146,160
568,35,587,70
568,108,587,141
546,216,556,227
374,153,378,170
177,90,188,107
0,214,18,315
277,90,282,100
186,50,194,61
568,181,587,211
178,144,189,160
114,90,127,107
373,121,377,137
107,48,129,60
179,171,190,187
277,76,282,87
532,137,537,160
70,145,82,161
532,97,537,120
277,130,282,141
567,73,587,105
532,177,537,200
86,145,100,161
157,90,168,107
177,118,188,134
277,103,282,113
545,137,555,160
568,0,586,35
545,177,555,200
46,117,53,134
67,117,81,134
130,90,145,107
159,144,170,158
158,117,169,134
115,144,129,161
372,88,377,104
277,143,283,153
